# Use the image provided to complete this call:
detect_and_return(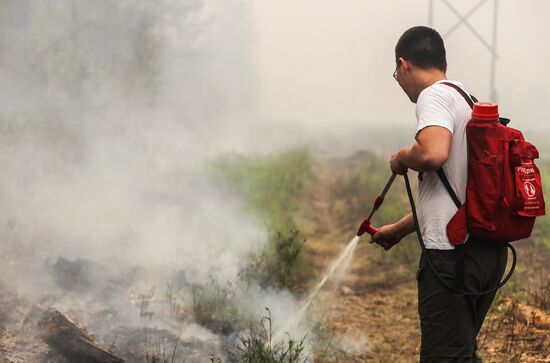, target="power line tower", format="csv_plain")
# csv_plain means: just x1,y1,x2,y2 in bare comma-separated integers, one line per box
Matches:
429,0,499,101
